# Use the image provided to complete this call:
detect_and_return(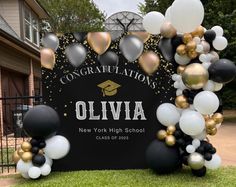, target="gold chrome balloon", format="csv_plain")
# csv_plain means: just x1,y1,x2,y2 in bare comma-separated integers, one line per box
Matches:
157,130,167,140
186,41,197,51
191,26,205,38
207,127,218,136
182,63,209,90
21,152,33,162
183,33,193,44
167,126,176,135
188,152,205,170
205,119,216,129
21,141,32,152
138,51,160,75
40,48,55,70
160,22,177,38
212,113,224,124
87,32,111,55
176,44,186,56
130,32,150,43
17,148,24,157
175,95,189,109
13,151,21,164
165,135,176,146
177,66,186,75
203,115,210,121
